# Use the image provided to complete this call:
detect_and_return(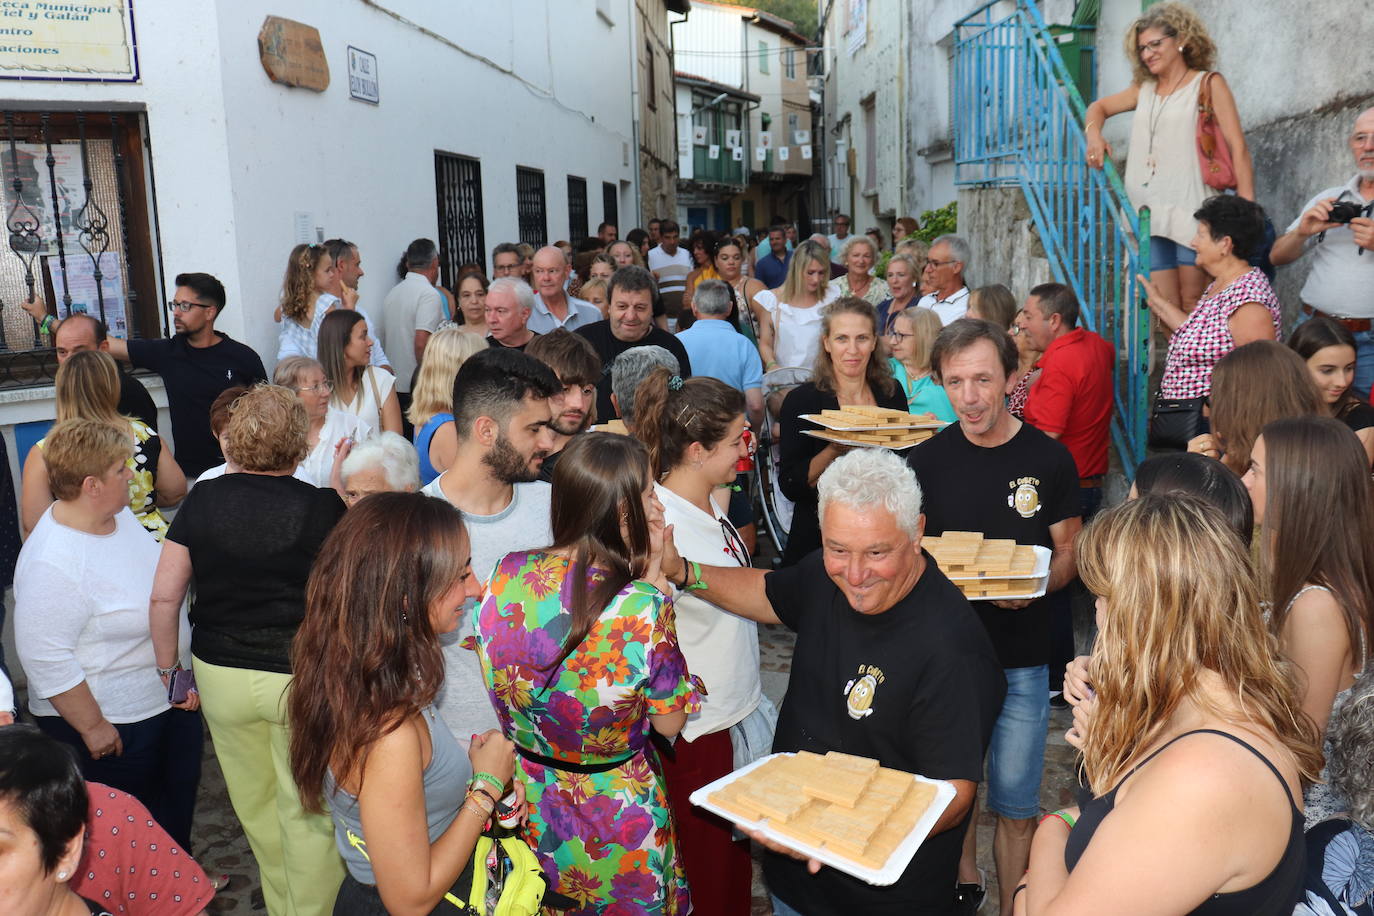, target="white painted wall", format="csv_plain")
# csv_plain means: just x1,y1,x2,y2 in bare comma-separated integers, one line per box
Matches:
0,0,640,488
